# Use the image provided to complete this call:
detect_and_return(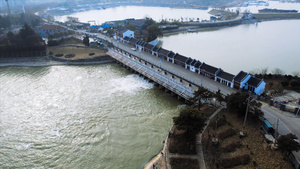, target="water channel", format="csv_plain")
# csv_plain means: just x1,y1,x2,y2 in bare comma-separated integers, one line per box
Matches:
1,2,300,169
0,65,183,168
